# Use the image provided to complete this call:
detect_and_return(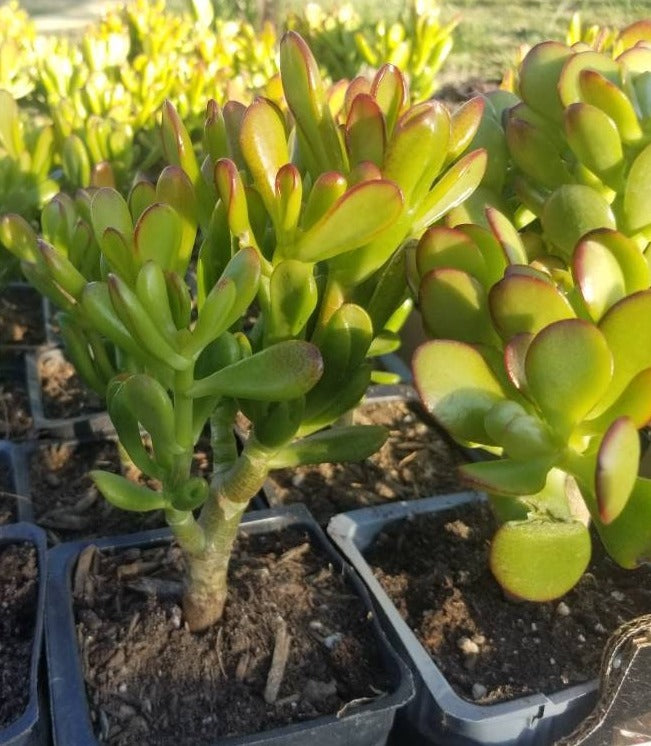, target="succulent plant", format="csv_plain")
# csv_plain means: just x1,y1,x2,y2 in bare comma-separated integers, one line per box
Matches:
504,28,651,262
288,0,457,103
0,89,57,220
411,205,651,601
2,31,485,632
0,1,36,99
